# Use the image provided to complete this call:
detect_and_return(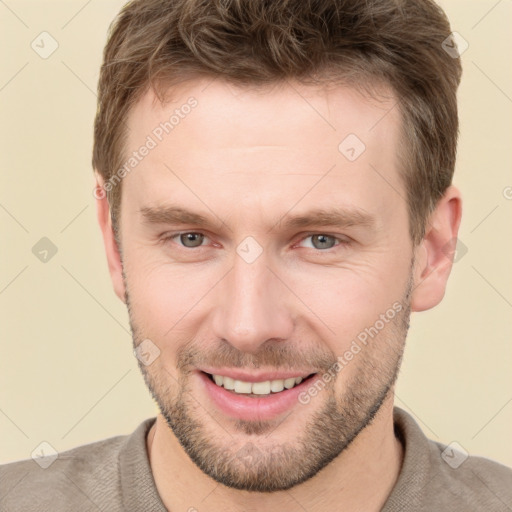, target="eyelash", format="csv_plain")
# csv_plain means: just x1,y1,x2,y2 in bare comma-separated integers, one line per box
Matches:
160,231,350,252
